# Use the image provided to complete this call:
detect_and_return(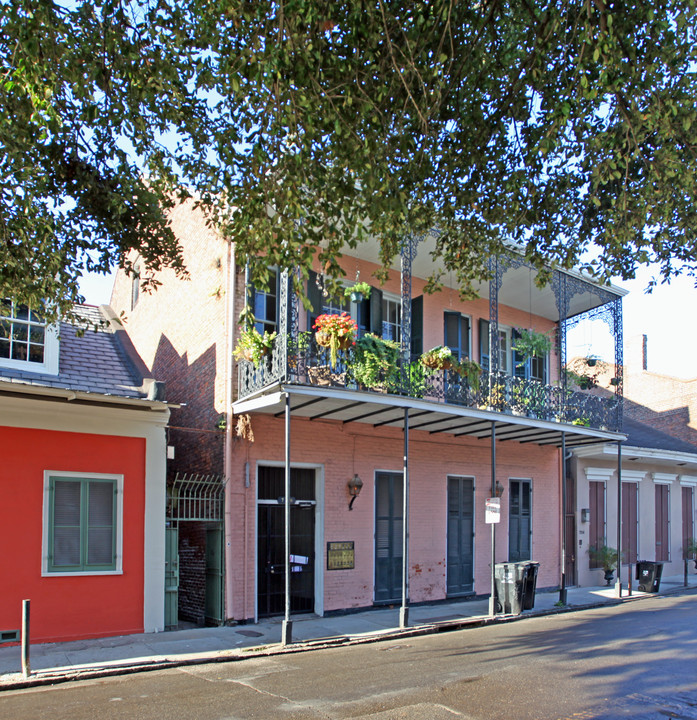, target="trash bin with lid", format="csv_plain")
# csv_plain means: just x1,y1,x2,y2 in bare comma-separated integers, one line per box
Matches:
635,561,664,592
494,562,524,614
